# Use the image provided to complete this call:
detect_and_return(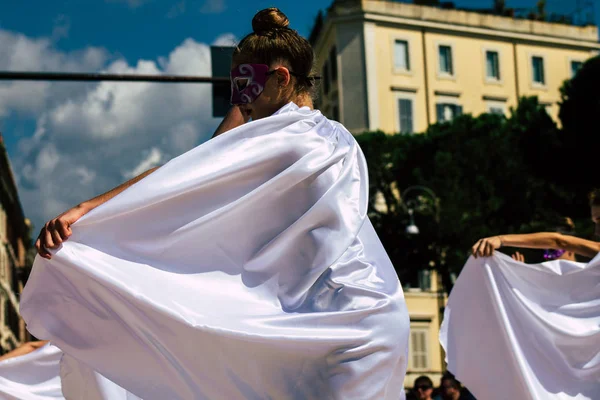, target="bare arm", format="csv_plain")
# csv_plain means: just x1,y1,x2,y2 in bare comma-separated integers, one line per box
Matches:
36,166,160,258
79,166,159,213
77,107,247,212
80,107,247,210
472,232,600,259
212,106,249,139
0,341,49,362
37,106,247,258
